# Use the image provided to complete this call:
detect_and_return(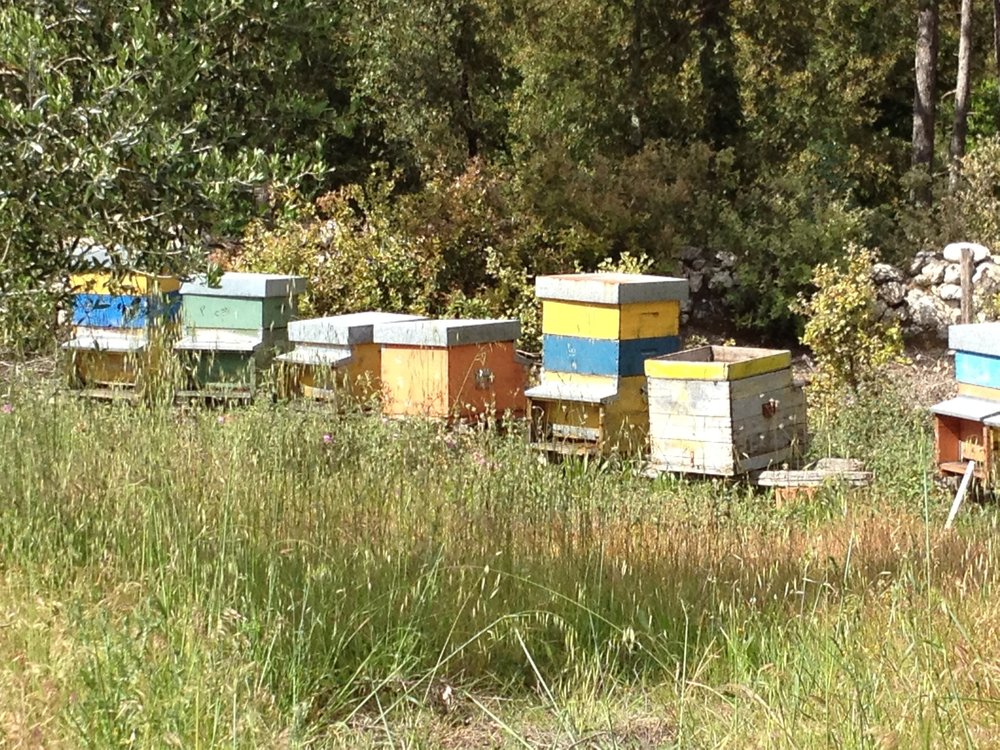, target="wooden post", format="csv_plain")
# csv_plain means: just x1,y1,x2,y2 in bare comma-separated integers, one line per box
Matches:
945,459,976,529
961,247,974,323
